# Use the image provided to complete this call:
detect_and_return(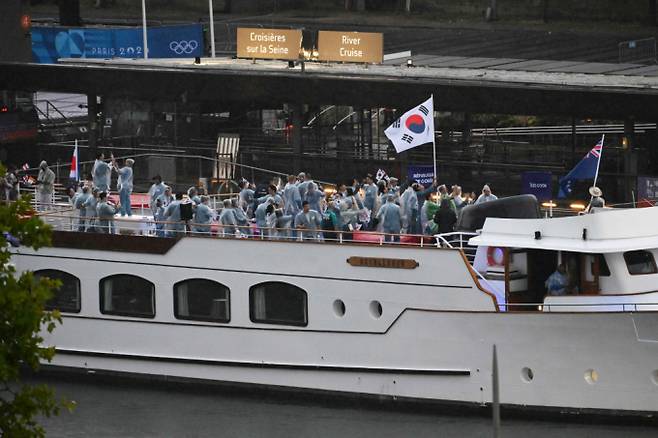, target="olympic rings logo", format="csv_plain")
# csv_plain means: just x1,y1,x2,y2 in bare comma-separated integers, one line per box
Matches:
169,40,199,55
